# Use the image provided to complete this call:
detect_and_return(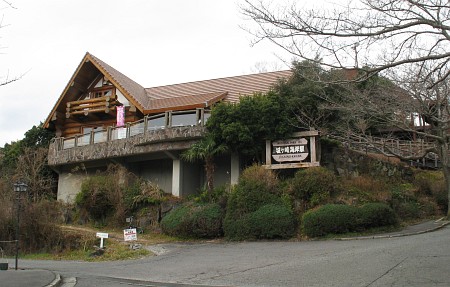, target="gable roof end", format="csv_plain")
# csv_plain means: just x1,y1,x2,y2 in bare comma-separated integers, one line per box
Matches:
43,52,147,129
87,53,147,110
